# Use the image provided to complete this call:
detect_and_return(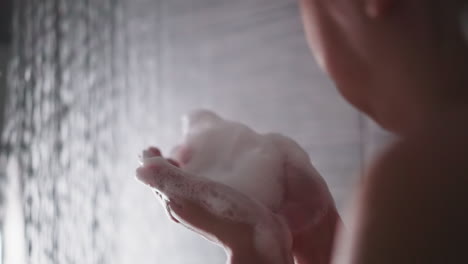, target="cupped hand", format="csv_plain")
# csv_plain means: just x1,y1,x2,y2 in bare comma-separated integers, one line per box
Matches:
266,134,342,264
136,147,294,264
